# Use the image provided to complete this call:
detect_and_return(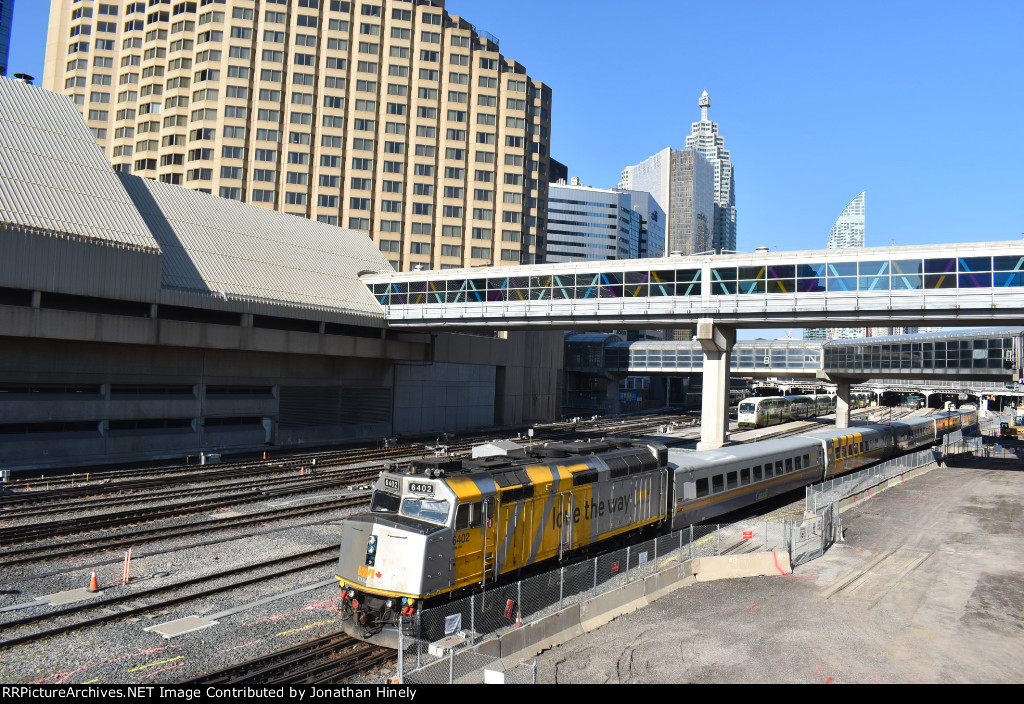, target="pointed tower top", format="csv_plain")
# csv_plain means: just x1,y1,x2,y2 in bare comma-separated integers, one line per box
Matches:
699,90,711,120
